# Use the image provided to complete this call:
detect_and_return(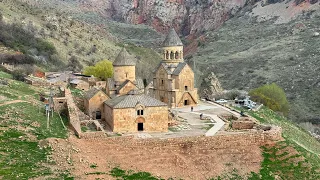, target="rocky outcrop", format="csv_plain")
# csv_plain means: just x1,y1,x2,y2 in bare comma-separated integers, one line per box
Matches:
200,72,223,99
81,0,247,35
